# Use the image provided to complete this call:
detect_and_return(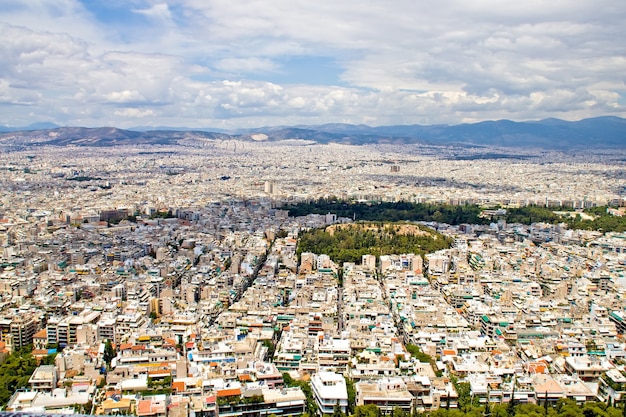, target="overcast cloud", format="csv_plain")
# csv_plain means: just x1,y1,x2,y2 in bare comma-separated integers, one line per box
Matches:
1,0,625,128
